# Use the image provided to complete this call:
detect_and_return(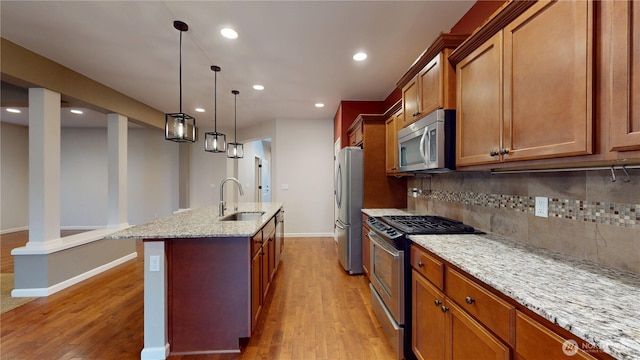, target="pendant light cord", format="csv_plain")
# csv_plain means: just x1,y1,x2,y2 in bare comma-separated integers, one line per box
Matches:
179,29,183,114
214,70,218,132
234,92,237,142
